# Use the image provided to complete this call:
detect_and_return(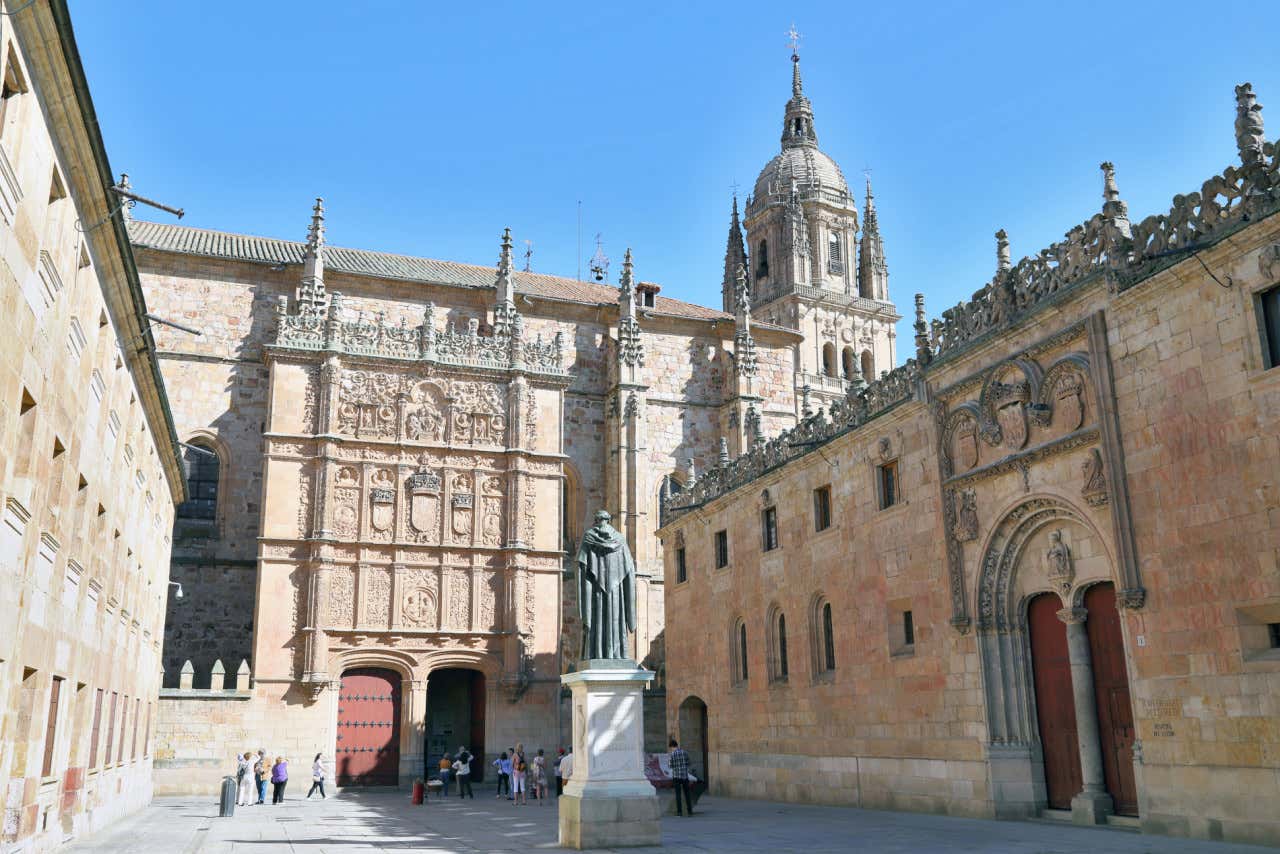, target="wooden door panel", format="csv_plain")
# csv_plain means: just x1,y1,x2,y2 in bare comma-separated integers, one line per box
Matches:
1084,583,1139,816
1028,592,1082,810
336,668,401,786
